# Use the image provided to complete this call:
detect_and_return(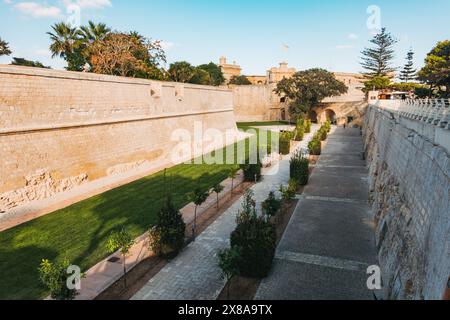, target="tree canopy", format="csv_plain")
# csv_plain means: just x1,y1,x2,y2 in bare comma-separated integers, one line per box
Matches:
11,57,51,69
0,37,11,56
197,62,225,86
361,28,398,79
168,61,225,86
274,69,348,119
89,32,166,79
48,21,166,79
418,40,450,97
168,61,195,83
229,75,252,85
